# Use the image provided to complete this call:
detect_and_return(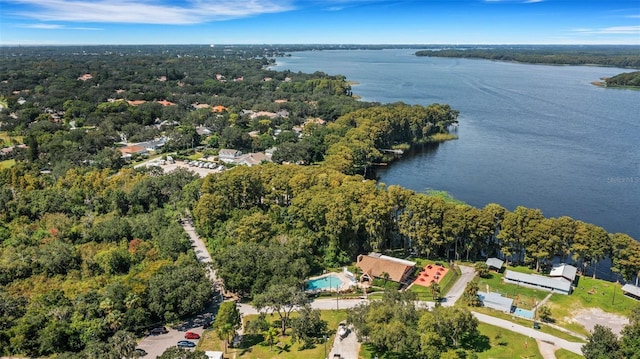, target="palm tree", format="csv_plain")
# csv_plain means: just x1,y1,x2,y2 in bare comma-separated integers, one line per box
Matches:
263,326,279,351
381,271,390,290
430,282,441,302
216,323,235,353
